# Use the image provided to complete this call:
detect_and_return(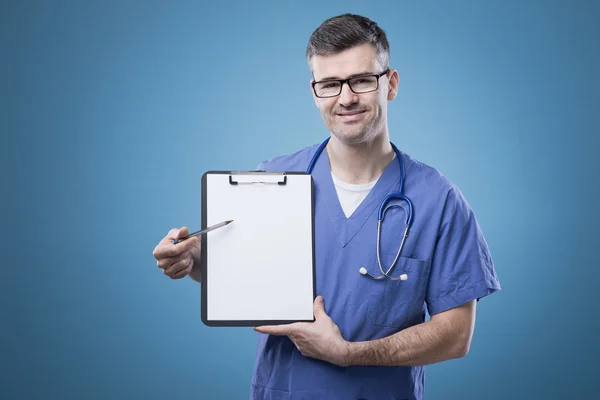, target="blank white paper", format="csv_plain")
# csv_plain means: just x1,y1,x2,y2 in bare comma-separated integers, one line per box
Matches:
205,173,314,322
